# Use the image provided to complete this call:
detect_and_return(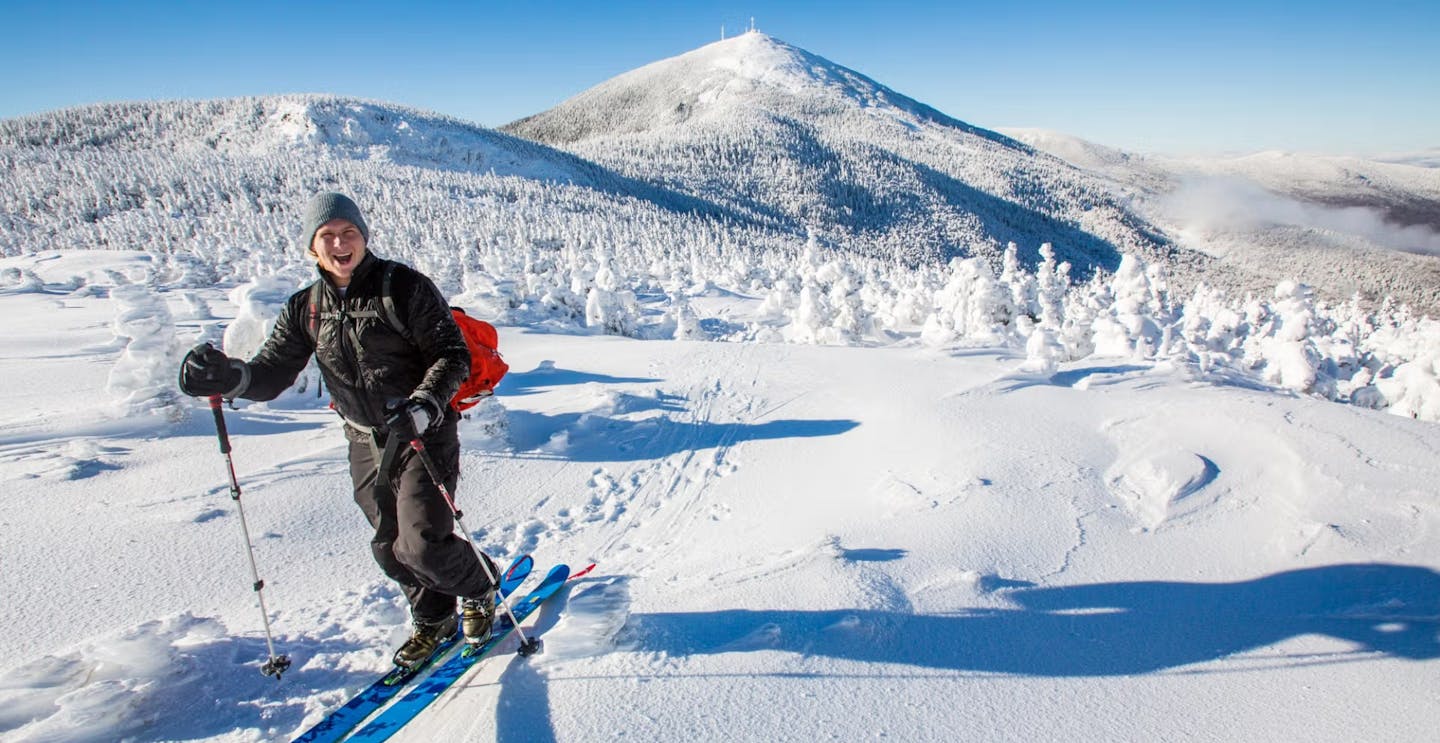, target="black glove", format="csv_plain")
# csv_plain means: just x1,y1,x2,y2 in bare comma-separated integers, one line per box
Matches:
384,397,439,441
178,343,246,398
